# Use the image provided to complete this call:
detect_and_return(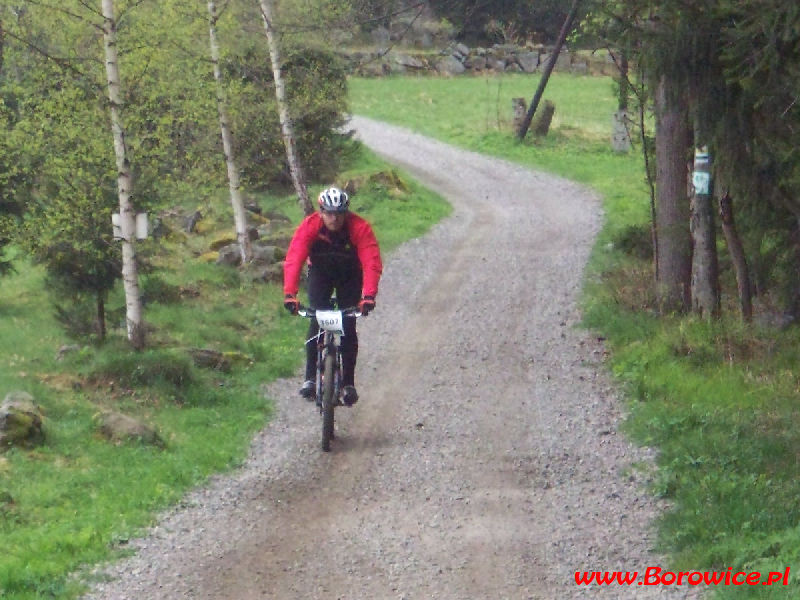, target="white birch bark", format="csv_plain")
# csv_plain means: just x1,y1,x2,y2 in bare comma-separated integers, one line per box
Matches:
257,0,312,215
101,0,144,349
690,146,720,318
208,0,252,263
